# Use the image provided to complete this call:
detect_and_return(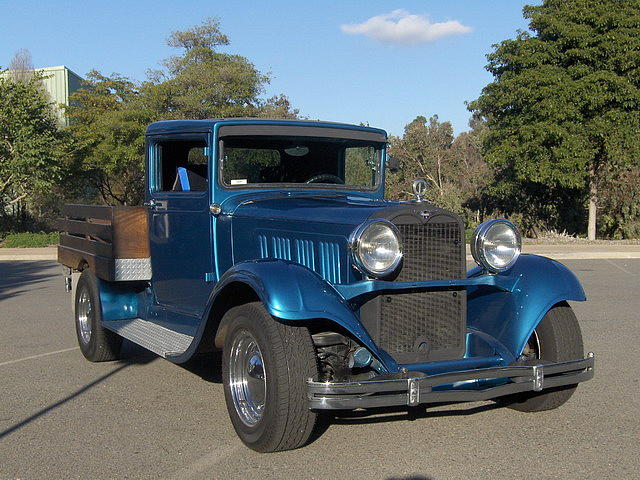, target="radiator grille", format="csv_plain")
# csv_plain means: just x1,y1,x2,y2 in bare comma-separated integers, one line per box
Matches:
395,222,464,282
377,216,466,362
